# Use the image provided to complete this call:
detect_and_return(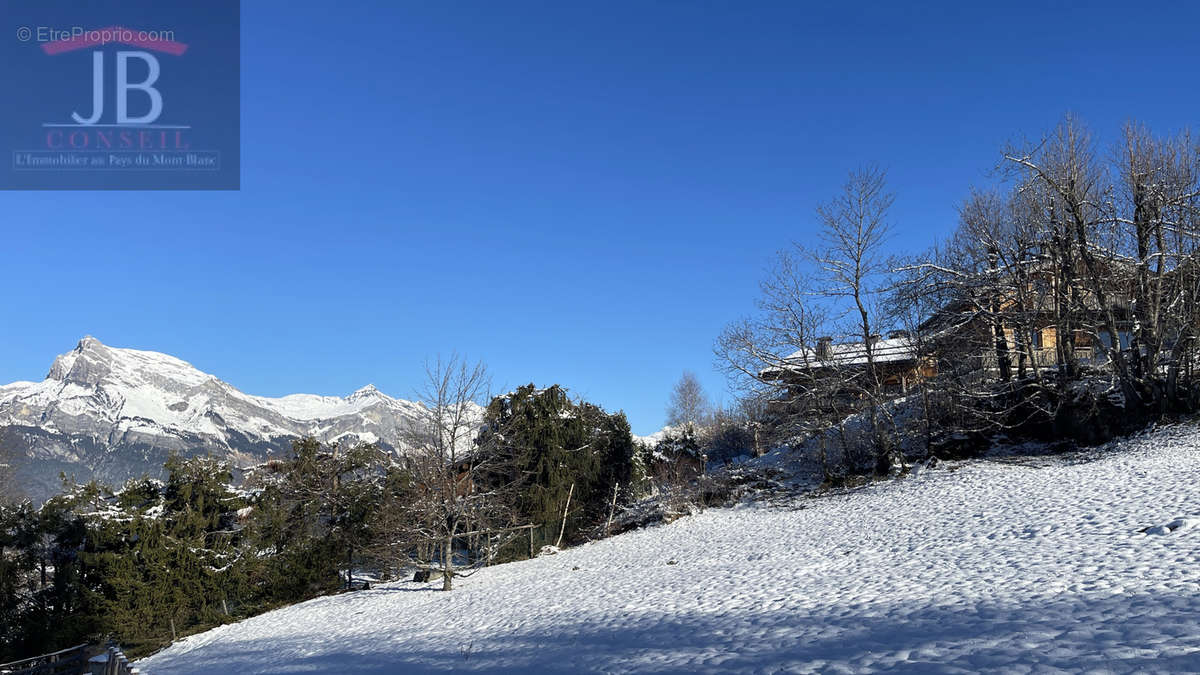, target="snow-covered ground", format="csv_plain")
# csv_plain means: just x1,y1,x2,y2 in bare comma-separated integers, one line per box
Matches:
140,424,1200,673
